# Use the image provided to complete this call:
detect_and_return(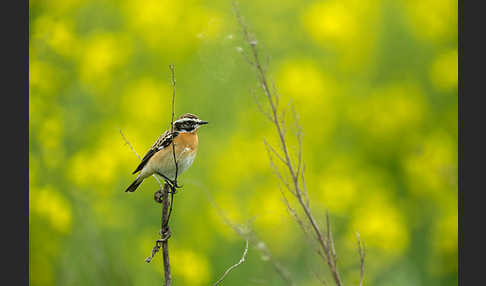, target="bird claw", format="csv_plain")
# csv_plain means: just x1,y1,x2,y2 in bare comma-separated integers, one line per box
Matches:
167,180,182,193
